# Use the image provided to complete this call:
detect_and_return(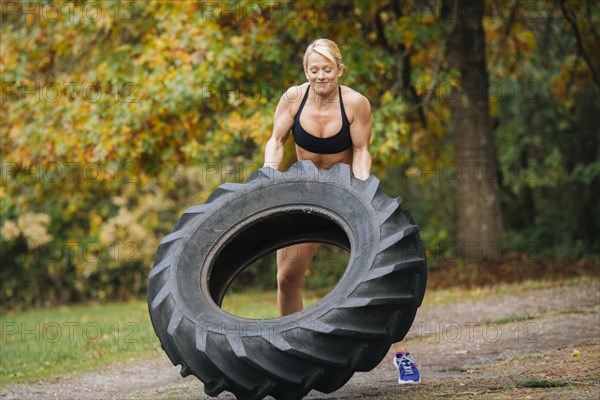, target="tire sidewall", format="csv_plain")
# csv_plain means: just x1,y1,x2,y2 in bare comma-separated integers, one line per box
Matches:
166,171,381,338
